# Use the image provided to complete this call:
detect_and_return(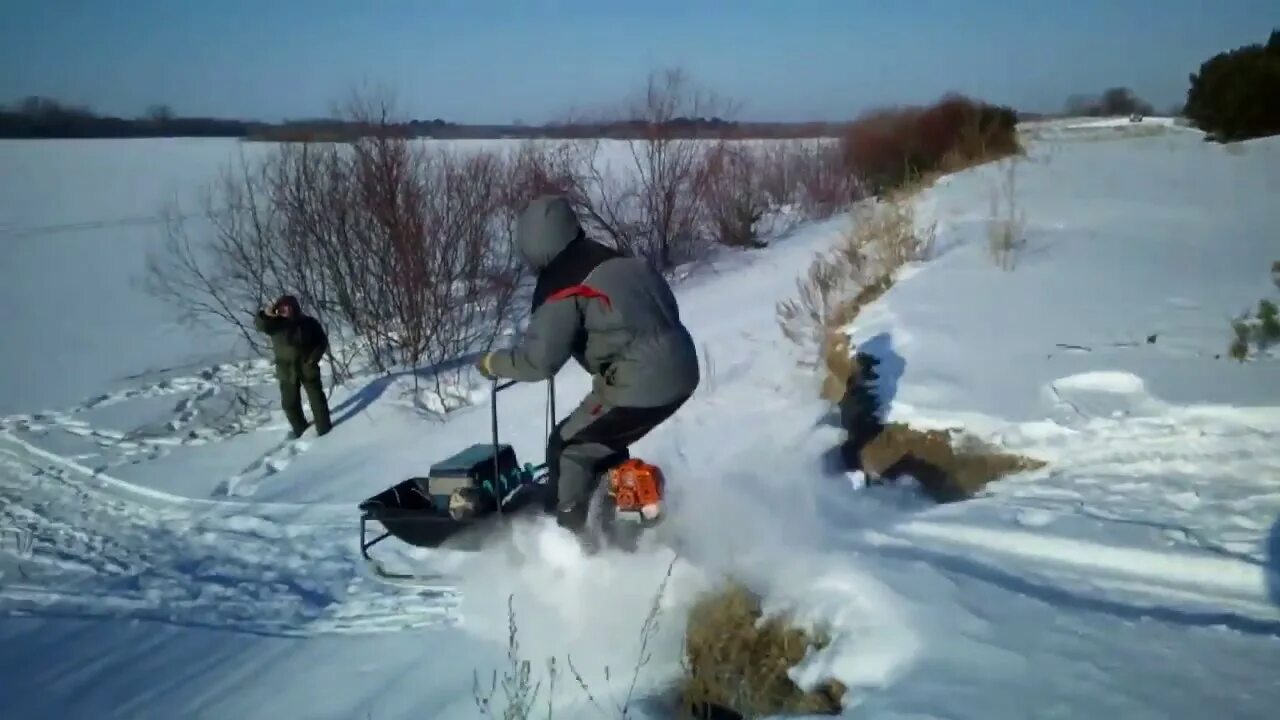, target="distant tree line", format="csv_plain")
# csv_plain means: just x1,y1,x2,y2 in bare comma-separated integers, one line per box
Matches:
0,97,254,138
0,95,854,141
1182,29,1280,142
1063,87,1156,117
